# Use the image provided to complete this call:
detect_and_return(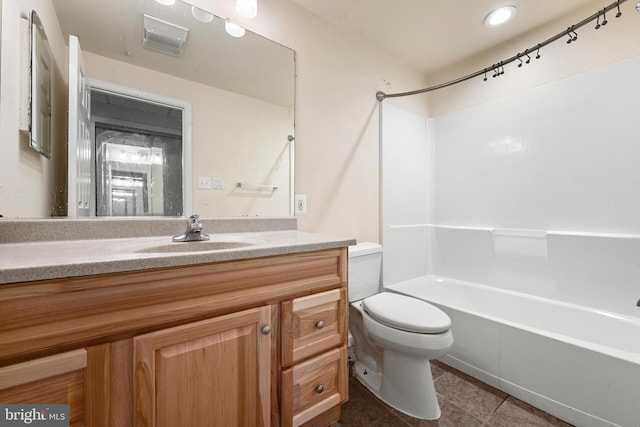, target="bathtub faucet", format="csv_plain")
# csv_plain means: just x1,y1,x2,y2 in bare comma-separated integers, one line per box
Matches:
637,298,640,307
173,214,210,242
